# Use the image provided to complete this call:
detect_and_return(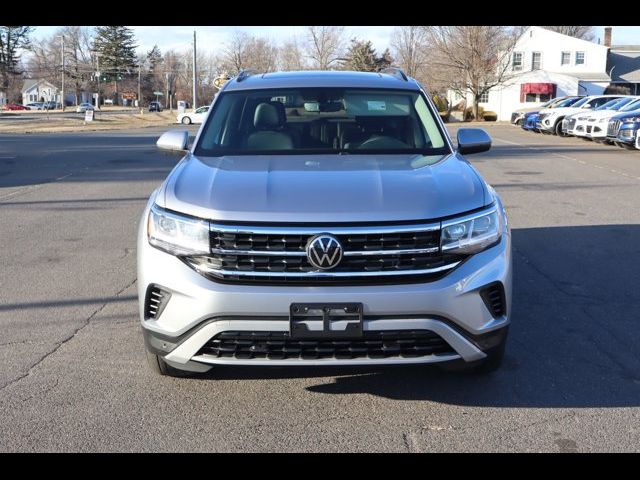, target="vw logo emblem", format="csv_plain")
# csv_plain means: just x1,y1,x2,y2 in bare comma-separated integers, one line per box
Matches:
306,234,343,270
